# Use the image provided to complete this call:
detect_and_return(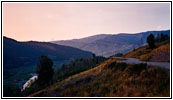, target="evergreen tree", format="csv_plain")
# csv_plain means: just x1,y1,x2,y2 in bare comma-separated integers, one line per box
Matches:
164,34,169,40
147,34,155,49
36,56,54,86
155,33,161,42
160,33,164,41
